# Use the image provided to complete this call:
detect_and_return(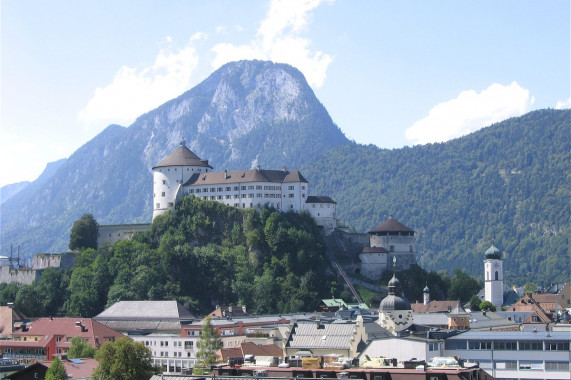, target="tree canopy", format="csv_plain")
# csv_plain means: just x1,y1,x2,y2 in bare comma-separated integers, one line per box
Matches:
45,357,67,380
69,214,99,251
93,337,158,380
67,336,96,359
